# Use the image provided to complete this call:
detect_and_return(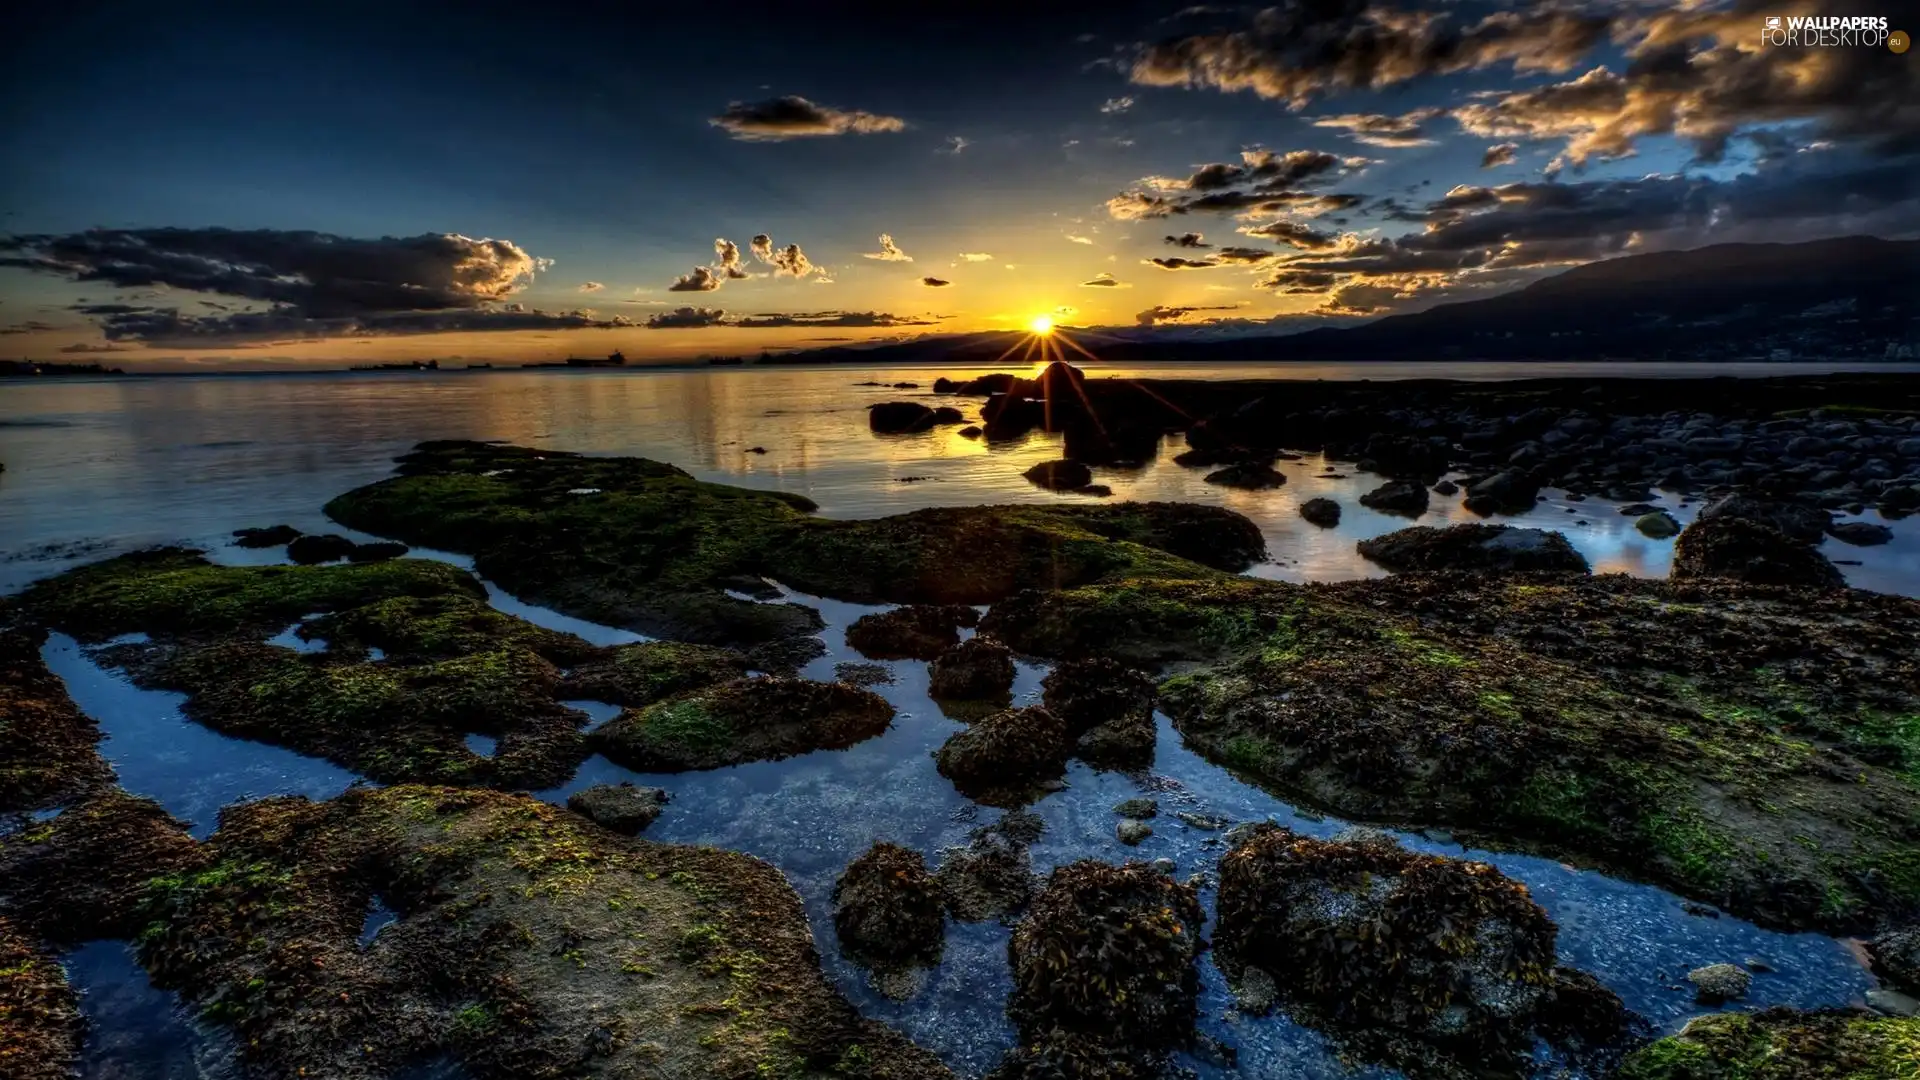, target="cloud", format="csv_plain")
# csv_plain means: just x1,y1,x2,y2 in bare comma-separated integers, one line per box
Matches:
1310,108,1443,147
577,281,605,293
1101,96,1135,114
57,342,136,353
1239,220,1336,249
646,306,728,329
670,266,725,292
1081,272,1128,287
958,252,994,262
920,276,951,287
1107,148,1367,220
0,320,59,334
1136,303,1242,325
1130,1,1607,107
1481,142,1519,169
1211,246,1285,264
1065,234,1094,244
709,96,906,141
940,135,970,155
1109,187,1364,219
864,234,913,262
93,304,635,346
716,238,750,279
1165,232,1210,248
1147,256,1221,270
733,311,938,328
750,234,824,277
